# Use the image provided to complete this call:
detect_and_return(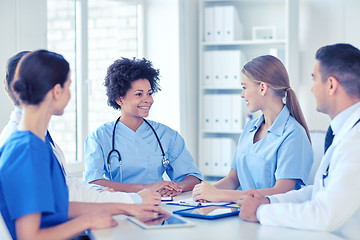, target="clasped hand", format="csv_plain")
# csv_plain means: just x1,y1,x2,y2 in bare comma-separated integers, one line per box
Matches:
237,188,269,223
192,181,219,203
148,181,183,197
